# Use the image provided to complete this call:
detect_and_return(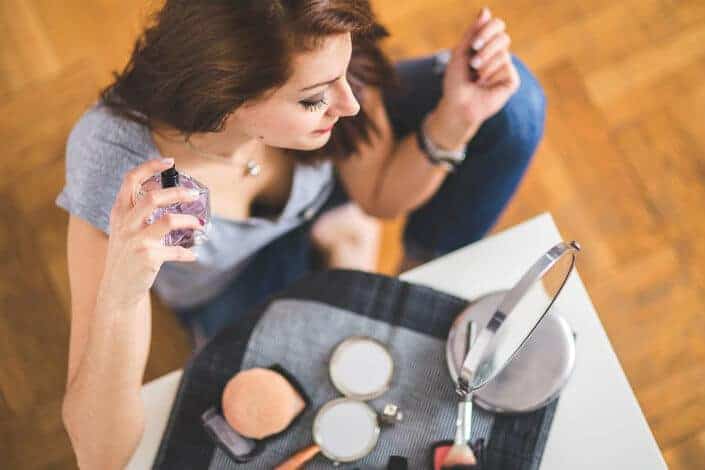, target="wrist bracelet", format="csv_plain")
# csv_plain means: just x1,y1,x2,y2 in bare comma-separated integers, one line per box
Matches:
415,118,458,172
